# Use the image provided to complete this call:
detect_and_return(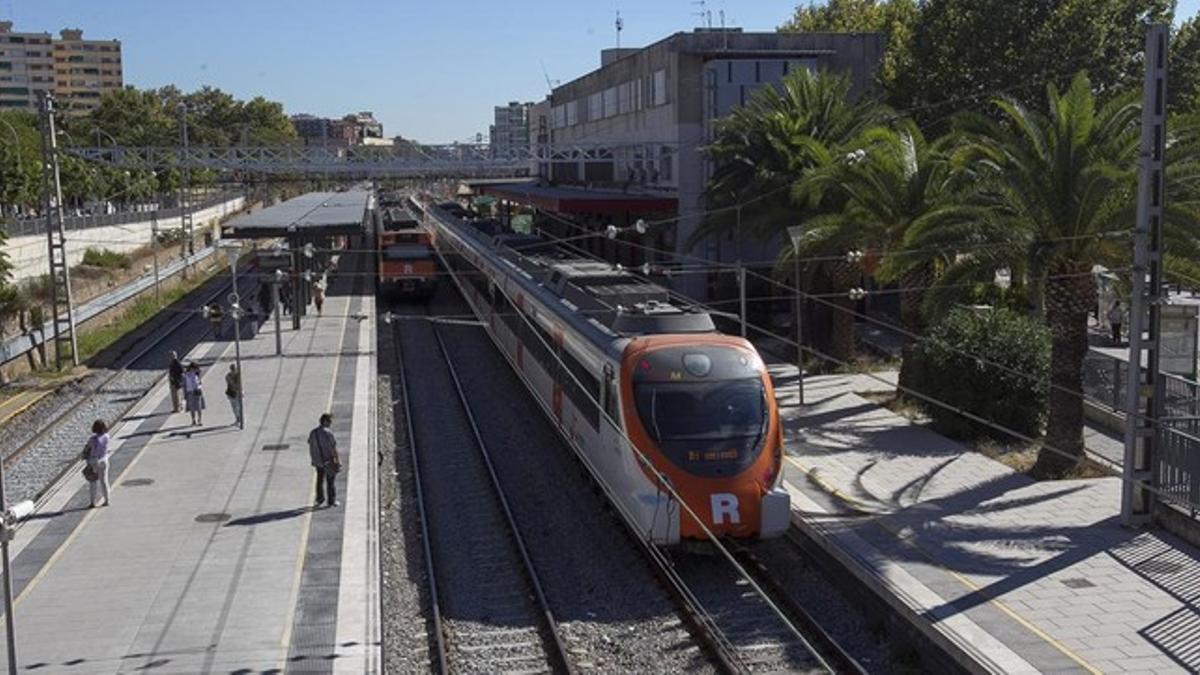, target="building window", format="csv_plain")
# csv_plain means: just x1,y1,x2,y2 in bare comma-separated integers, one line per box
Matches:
566,100,578,126
651,69,667,106
603,86,617,118
660,146,674,181
588,91,602,121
